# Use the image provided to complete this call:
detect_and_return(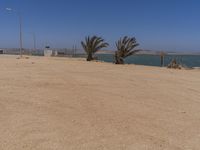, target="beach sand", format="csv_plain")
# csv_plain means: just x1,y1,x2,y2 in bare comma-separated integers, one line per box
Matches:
0,55,200,150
